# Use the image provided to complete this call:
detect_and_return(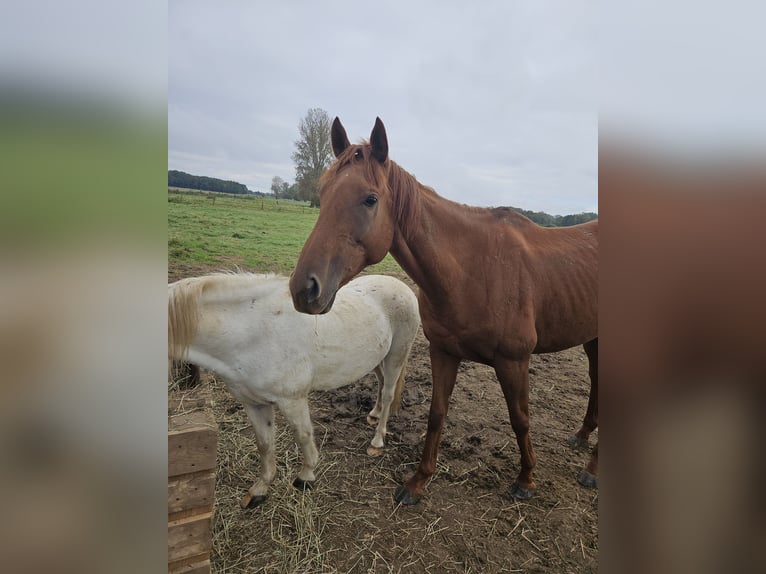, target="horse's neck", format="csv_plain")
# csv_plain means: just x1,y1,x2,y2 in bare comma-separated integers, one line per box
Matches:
390,190,483,298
